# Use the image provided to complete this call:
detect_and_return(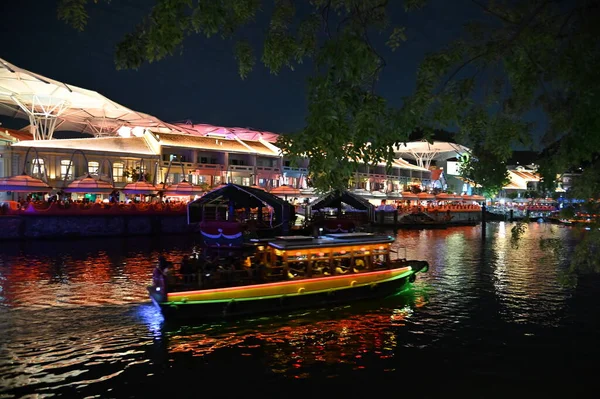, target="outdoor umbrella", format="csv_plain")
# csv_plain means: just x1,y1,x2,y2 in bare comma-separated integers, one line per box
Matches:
0,173,52,192
162,180,204,196
436,193,460,201
62,175,114,194
417,192,436,200
270,184,301,200
400,191,418,200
